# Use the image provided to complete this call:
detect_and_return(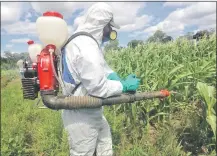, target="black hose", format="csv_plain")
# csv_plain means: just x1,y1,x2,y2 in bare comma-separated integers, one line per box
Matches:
41,90,168,110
